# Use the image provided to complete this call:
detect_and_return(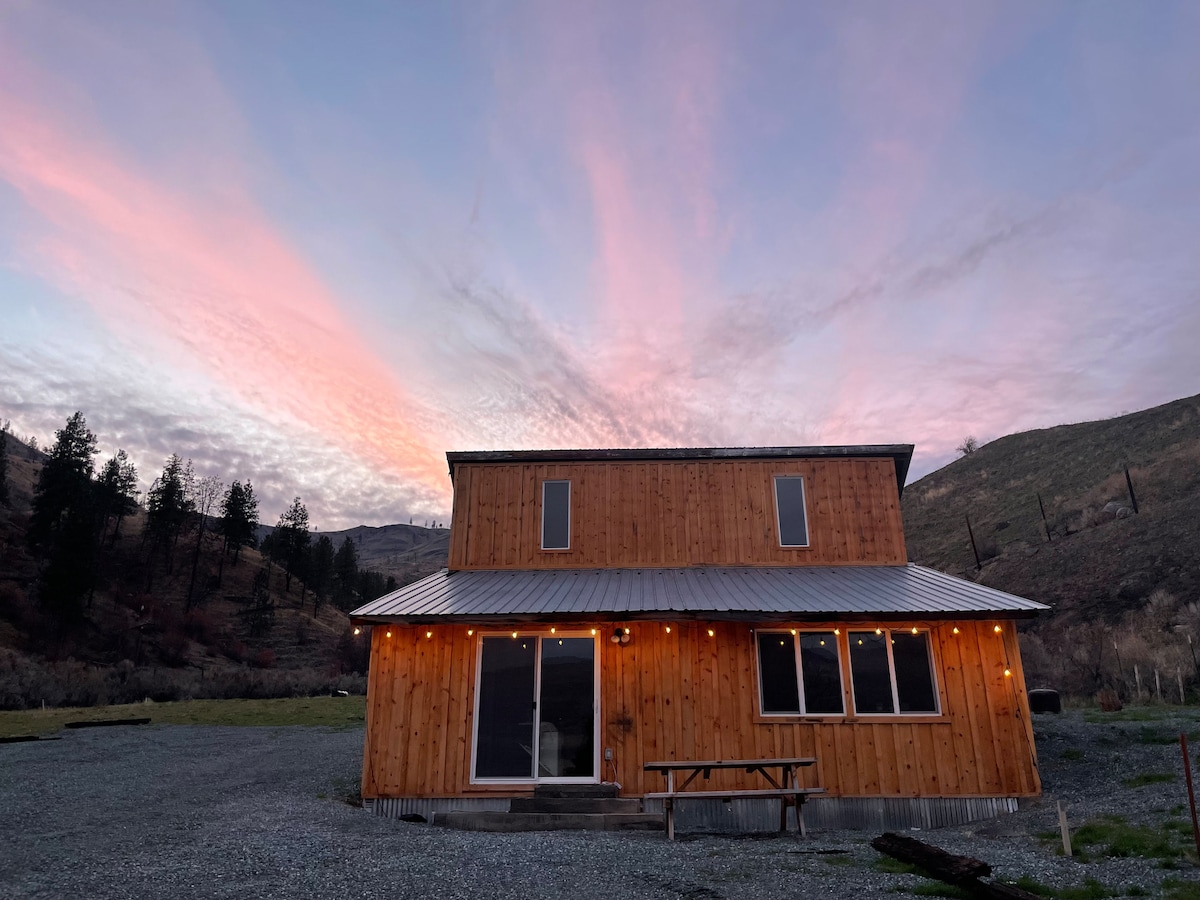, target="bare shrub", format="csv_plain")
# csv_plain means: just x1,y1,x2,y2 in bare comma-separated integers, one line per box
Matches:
253,648,276,669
